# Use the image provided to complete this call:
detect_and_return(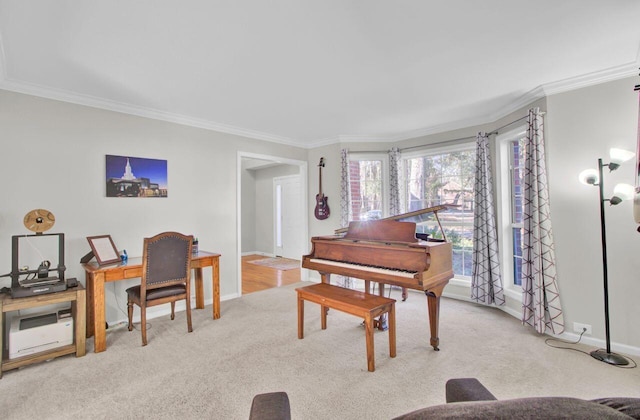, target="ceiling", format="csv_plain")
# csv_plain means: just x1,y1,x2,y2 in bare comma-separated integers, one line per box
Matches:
1,1,639,148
